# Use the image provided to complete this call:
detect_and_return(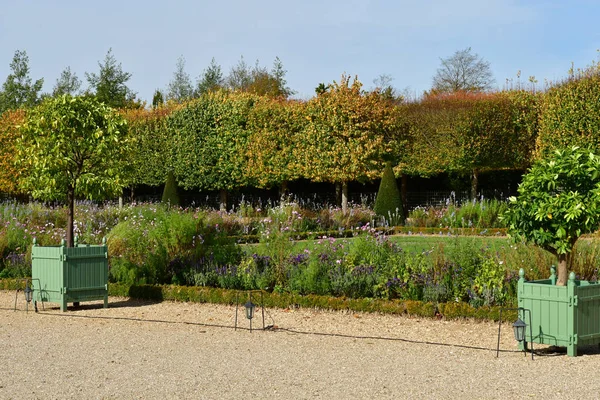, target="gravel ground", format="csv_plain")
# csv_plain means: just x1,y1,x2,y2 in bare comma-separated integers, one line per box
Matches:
2,291,600,399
